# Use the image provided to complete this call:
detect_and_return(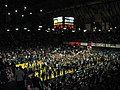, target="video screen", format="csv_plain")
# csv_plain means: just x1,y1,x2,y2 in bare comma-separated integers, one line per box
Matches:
53,17,63,29
65,17,74,29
